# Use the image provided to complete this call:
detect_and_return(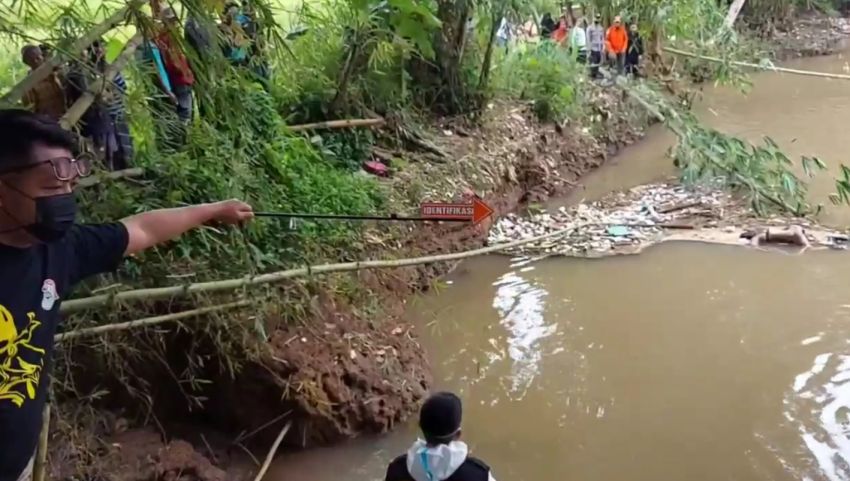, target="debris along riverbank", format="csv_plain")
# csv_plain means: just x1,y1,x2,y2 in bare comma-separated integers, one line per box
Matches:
773,12,850,59
488,182,849,258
